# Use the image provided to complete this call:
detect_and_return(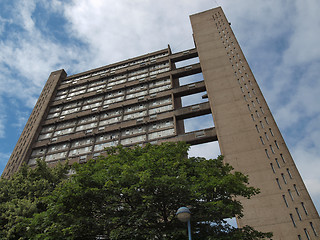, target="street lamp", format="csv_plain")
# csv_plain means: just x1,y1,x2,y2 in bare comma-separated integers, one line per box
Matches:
176,207,192,240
